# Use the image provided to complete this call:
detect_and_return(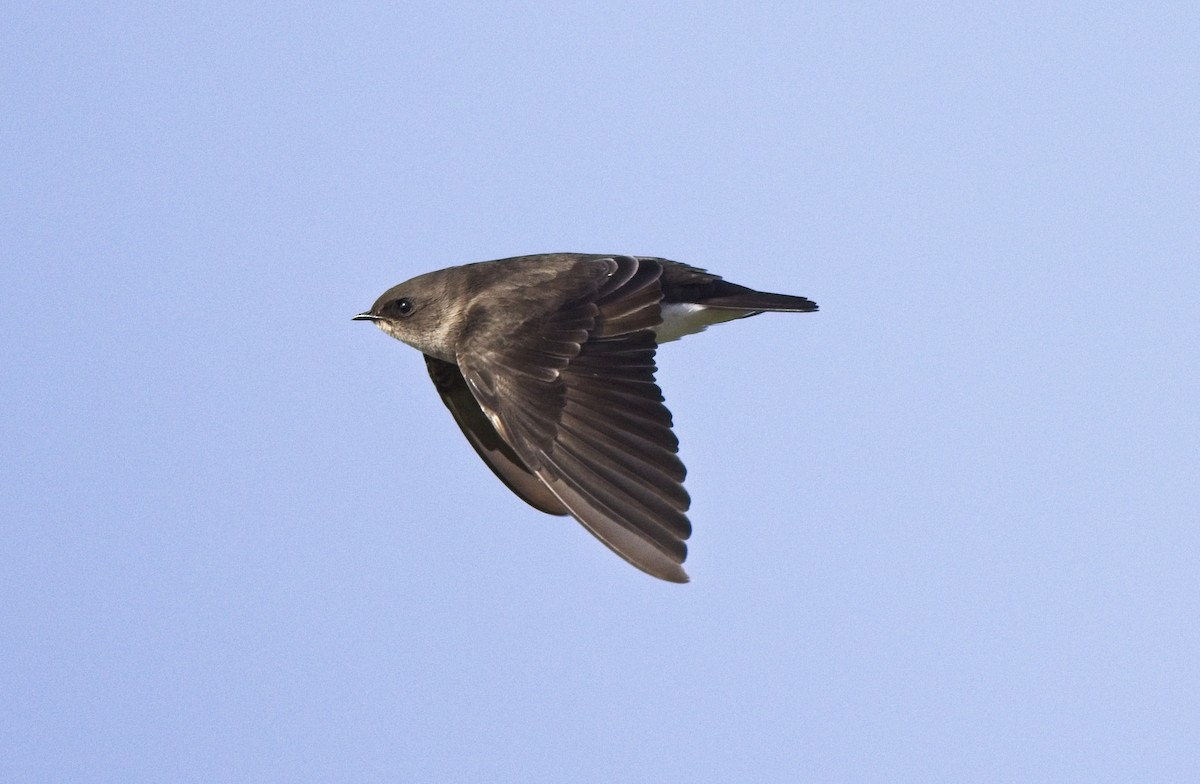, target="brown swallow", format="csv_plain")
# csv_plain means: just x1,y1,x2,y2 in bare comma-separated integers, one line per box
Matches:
355,253,817,582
